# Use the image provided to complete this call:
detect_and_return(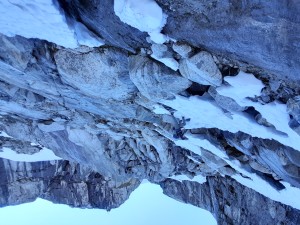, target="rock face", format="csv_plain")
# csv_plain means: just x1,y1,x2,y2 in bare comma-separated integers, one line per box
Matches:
0,1,300,225
156,0,300,81
57,0,149,52
161,177,300,225
0,159,139,210
129,55,191,101
179,51,223,86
